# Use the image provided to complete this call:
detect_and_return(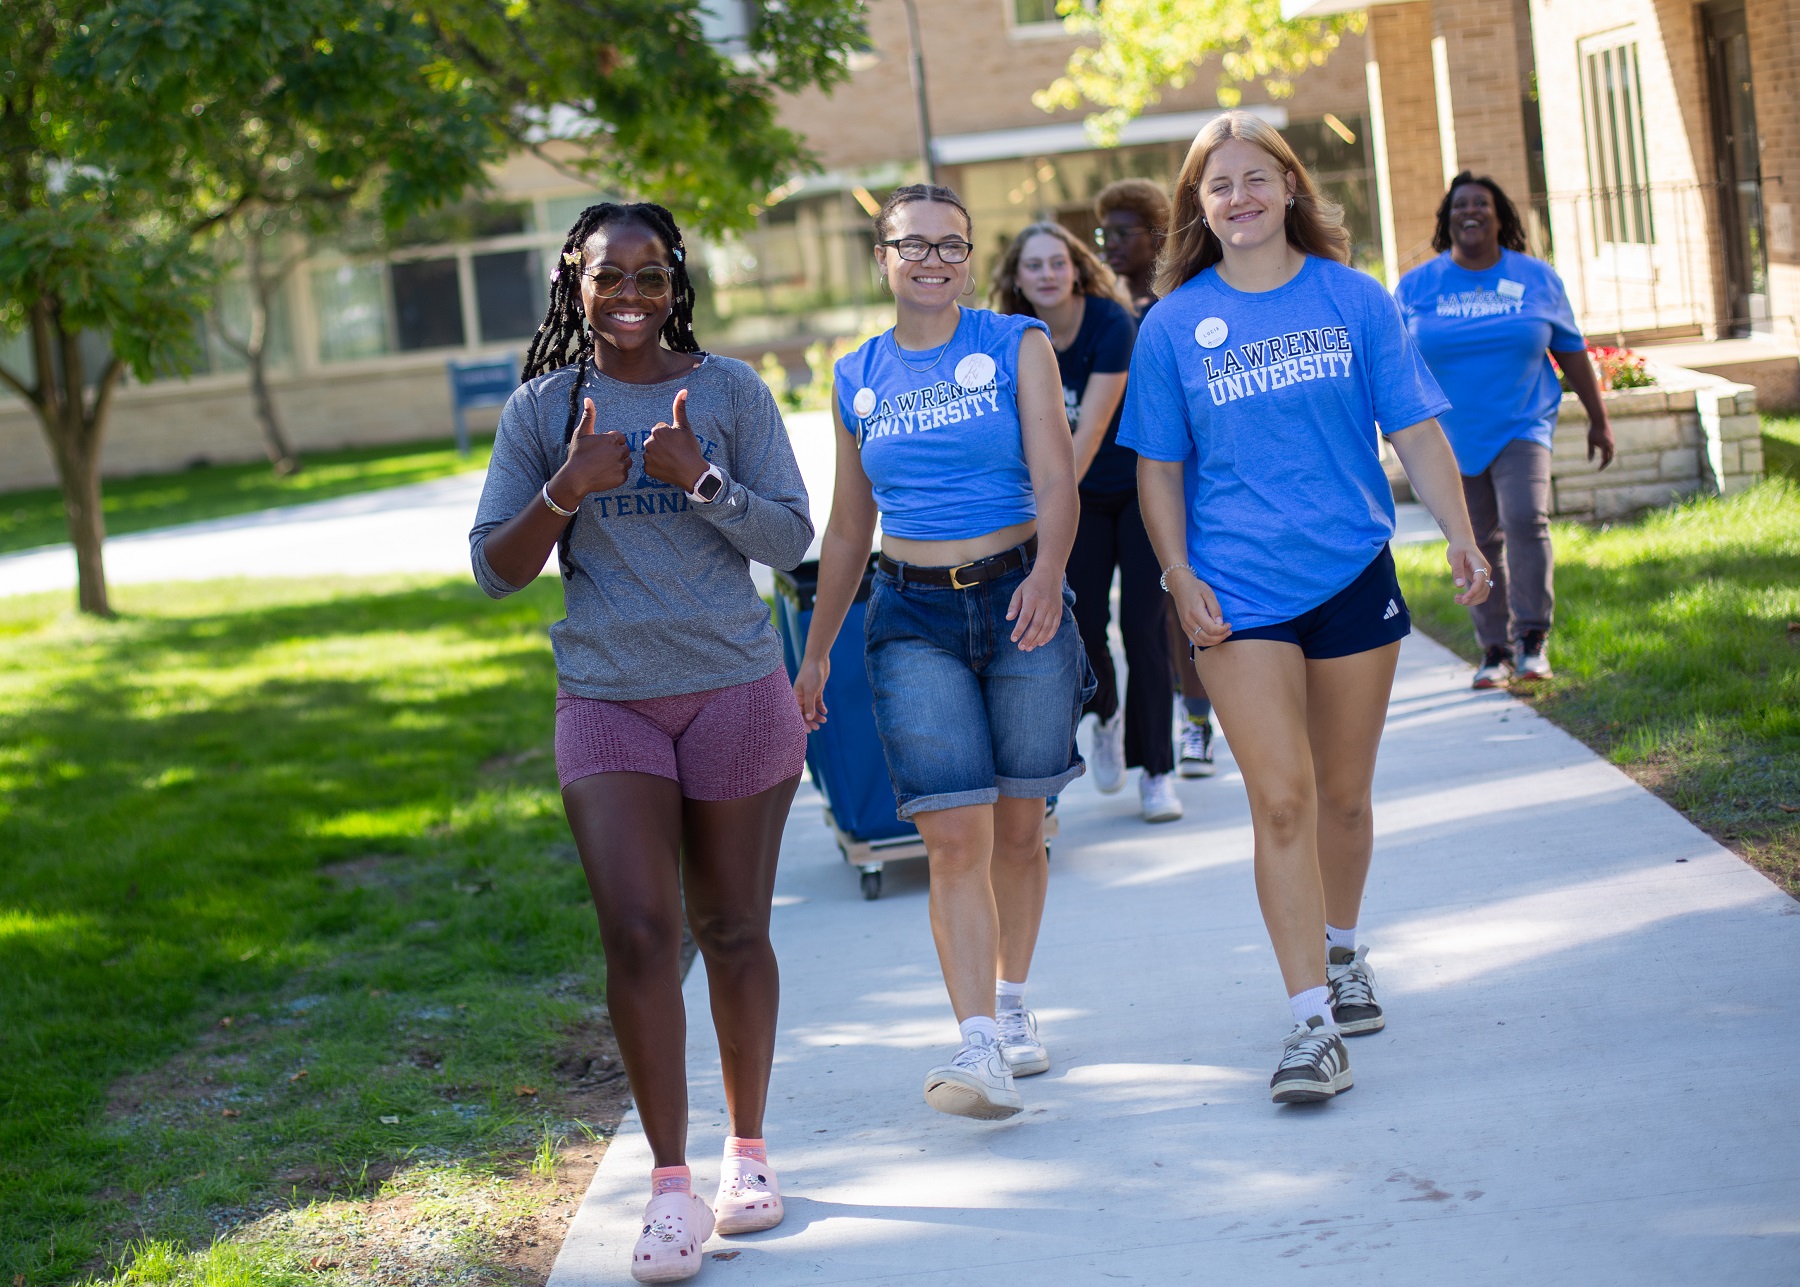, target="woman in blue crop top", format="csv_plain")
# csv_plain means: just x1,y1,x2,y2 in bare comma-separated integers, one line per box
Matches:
1120,112,1492,1106
794,183,1085,1124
